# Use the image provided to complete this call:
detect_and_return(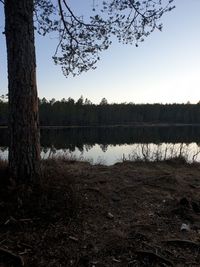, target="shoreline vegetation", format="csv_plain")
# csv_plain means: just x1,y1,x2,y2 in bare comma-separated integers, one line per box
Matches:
1,157,200,266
